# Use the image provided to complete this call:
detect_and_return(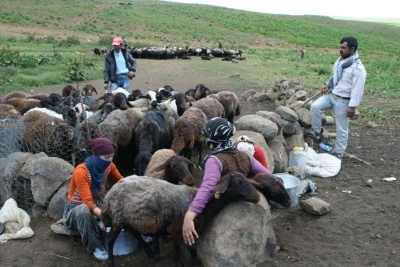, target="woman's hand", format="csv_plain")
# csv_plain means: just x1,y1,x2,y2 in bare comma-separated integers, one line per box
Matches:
182,211,198,245
93,207,102,219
